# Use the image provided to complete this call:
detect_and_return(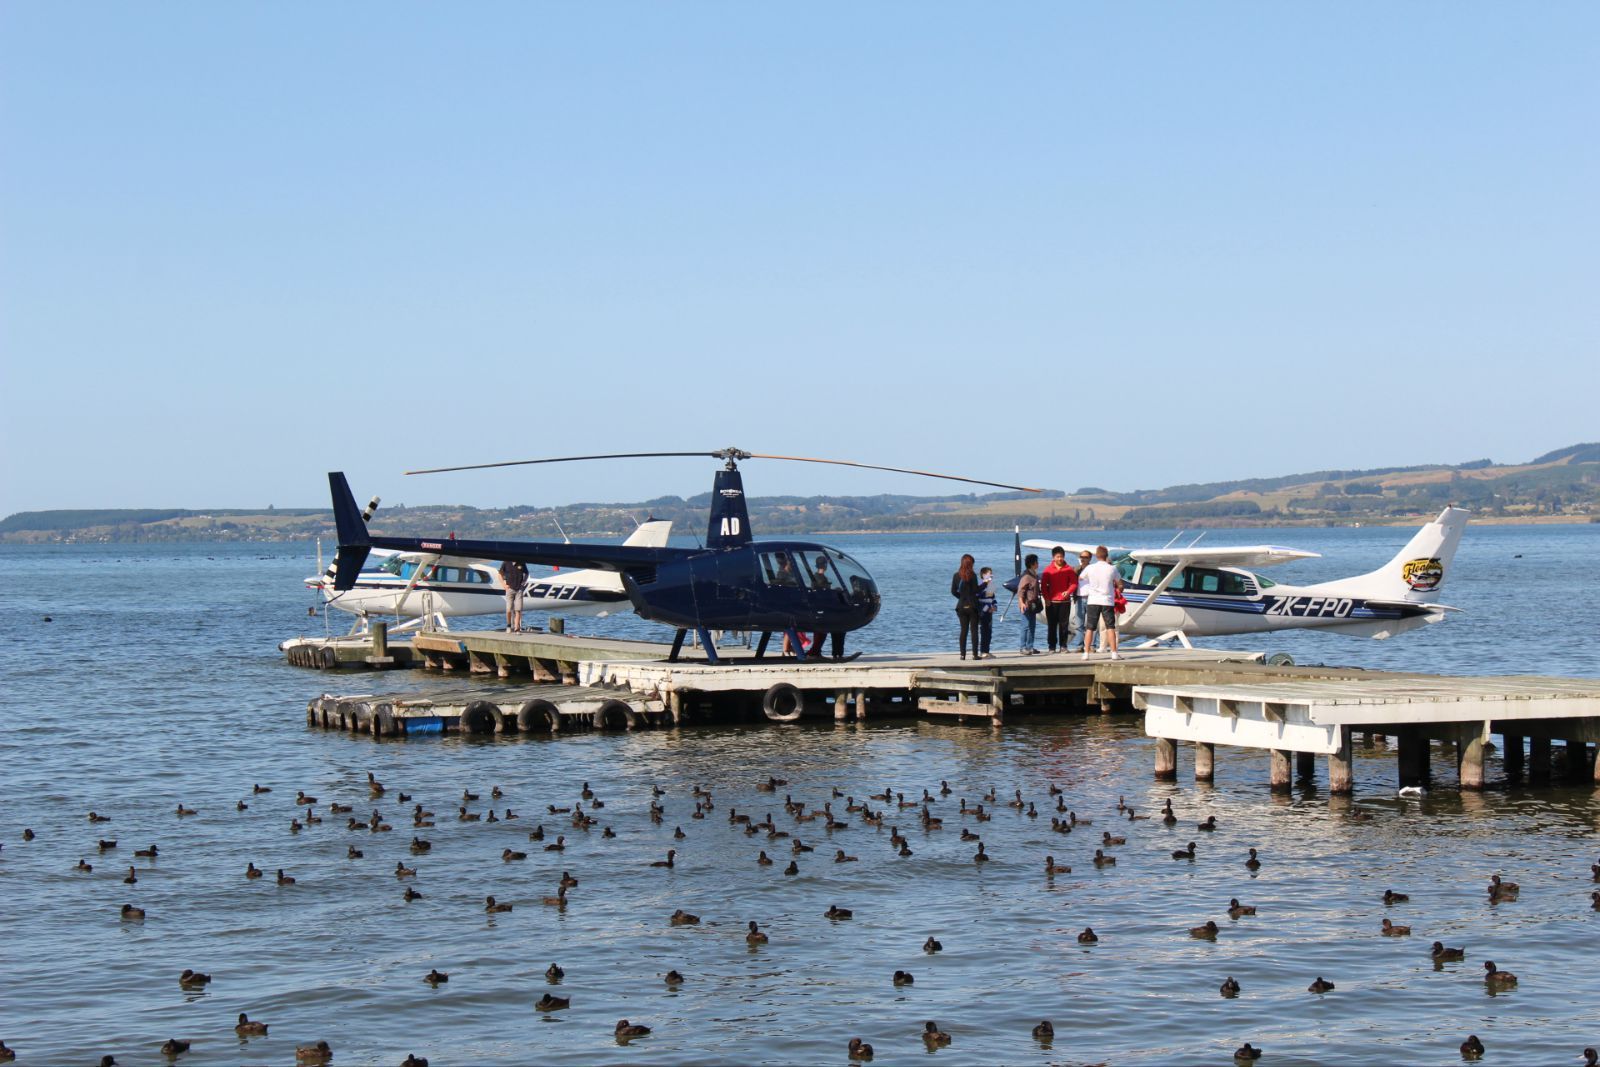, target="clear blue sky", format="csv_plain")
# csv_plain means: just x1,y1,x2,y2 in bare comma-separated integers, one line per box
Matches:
2,3,1595,515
